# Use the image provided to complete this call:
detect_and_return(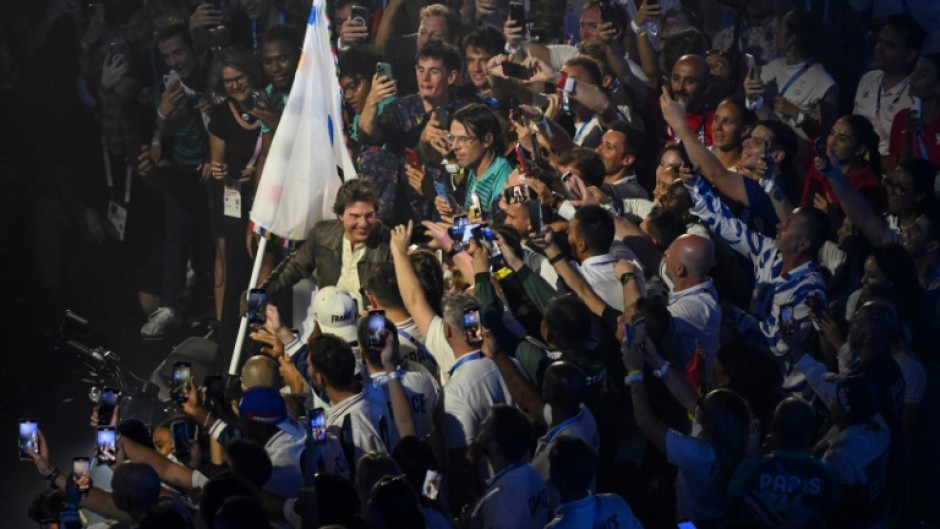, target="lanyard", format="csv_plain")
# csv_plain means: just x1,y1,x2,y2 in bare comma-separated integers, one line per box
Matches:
101,136,133,204
778,61,814,97
574,117,594,143
448,351,481,377
397,328,438,367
